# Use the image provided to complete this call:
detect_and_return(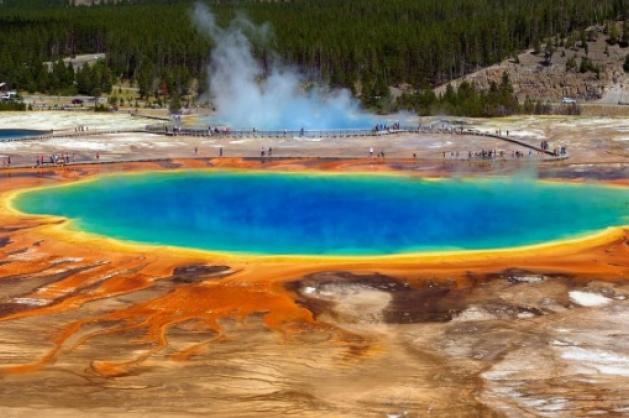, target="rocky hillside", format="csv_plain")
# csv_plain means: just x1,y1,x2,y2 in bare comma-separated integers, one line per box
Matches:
435,23,629,104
